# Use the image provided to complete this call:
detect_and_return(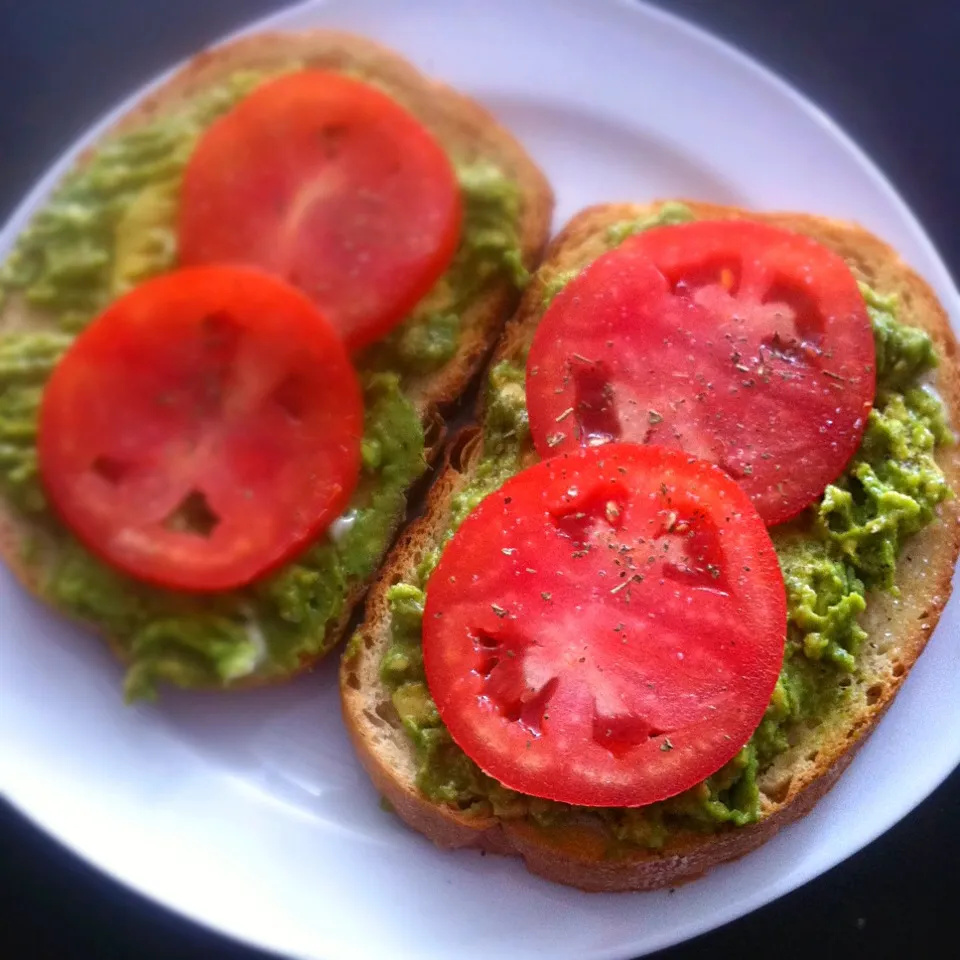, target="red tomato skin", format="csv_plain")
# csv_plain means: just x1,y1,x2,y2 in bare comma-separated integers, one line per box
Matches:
526,220,876,526
423,443,786,808
38,266,363,593
177,70,462,350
